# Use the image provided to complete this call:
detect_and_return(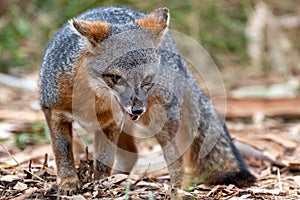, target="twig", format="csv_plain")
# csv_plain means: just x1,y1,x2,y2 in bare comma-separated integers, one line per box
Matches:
85,146,89,161
131,163,152,186
277,168,283,193
43,153,48,169
29,159,32,171
0,143,46,182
